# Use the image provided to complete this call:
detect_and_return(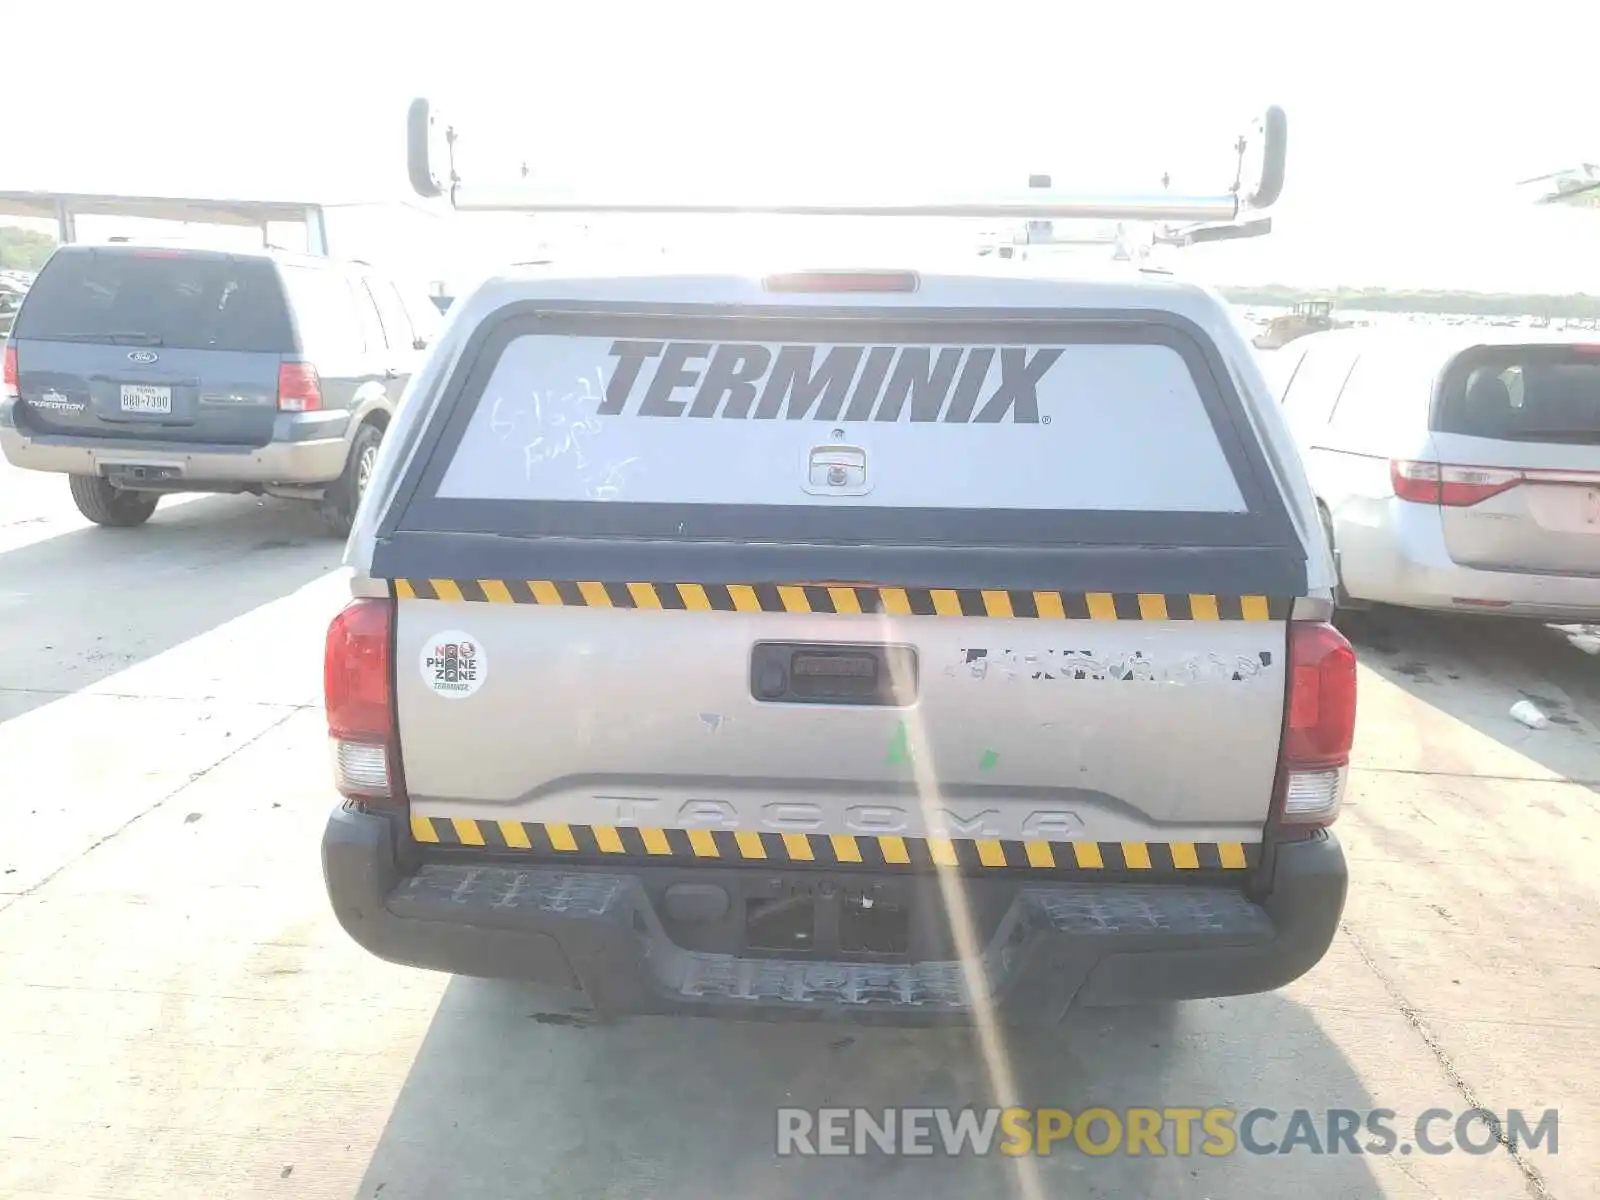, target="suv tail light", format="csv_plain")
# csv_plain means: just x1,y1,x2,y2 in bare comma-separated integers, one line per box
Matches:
324,598,400,803
1391,460,1522,507
3,344,17,401
277,361,323,412
1278,621,1357,827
